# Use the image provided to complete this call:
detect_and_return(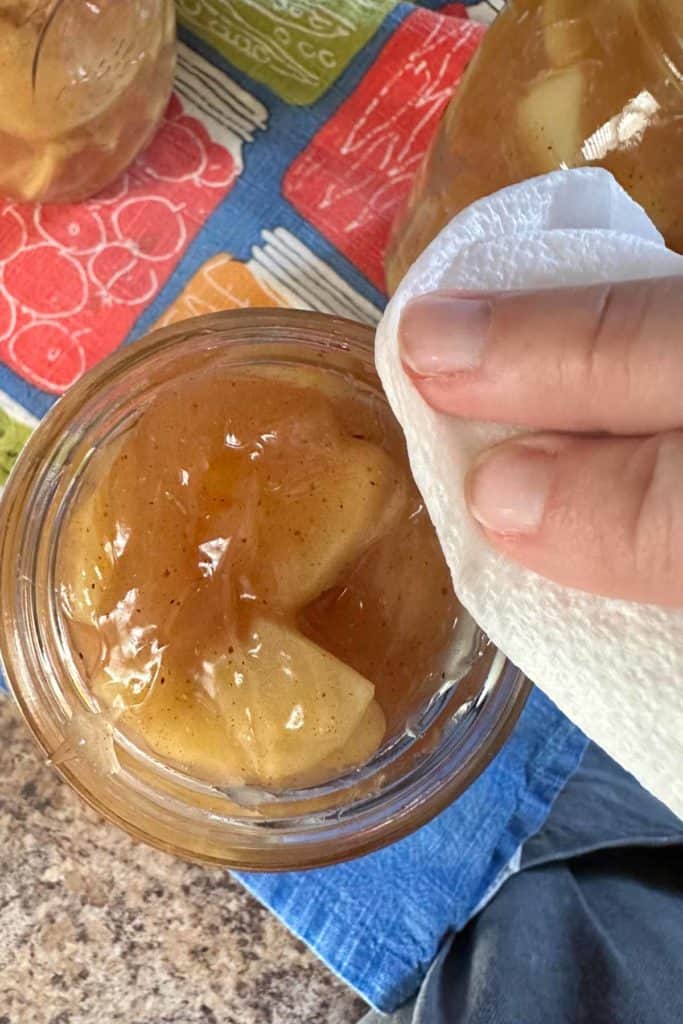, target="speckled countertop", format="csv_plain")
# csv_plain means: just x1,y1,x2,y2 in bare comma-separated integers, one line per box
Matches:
0,699,366,1024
